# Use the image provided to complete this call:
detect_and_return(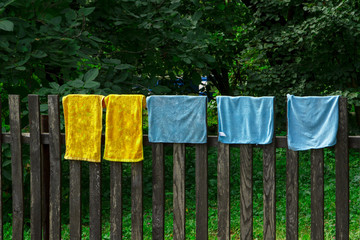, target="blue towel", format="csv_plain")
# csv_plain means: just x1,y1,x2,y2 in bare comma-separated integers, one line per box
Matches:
287,94,340,151
147,96,207,143
217,96,275,144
